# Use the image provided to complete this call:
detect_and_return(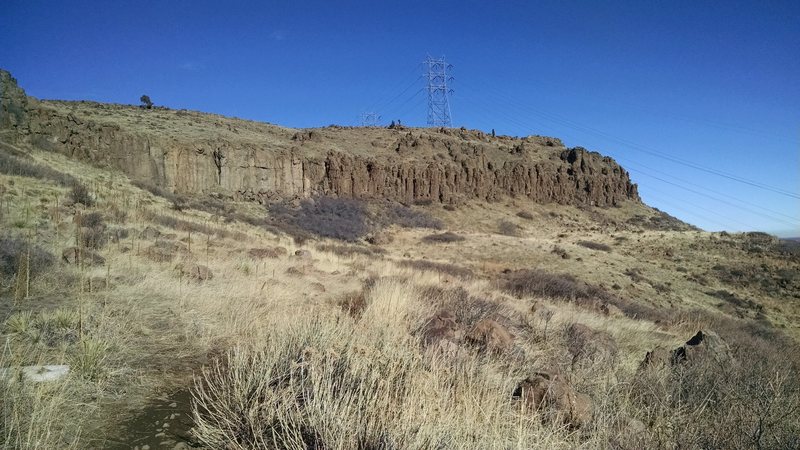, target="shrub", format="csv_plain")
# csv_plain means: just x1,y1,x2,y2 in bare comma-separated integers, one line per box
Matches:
501,269,586,300
268,197,372,242
0,235,55,279
384,204,442,229
497,220,519,236
516,211,534,220
422,232,465,244
576,240,612,252
69,183,93,206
